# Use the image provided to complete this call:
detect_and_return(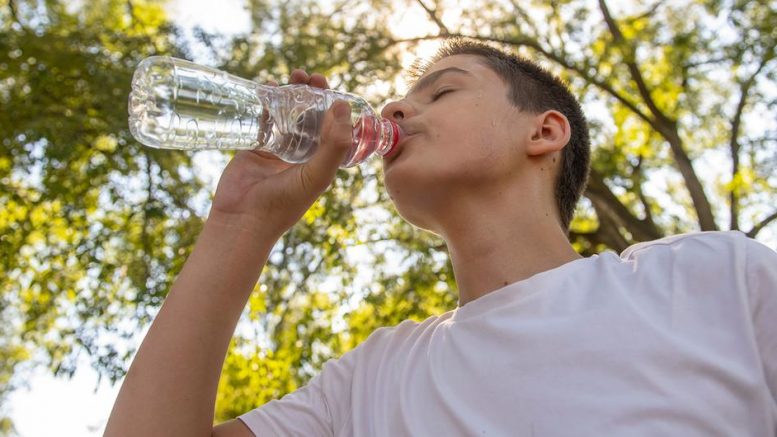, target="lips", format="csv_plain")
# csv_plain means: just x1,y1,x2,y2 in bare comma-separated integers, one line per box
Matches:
383,128,418,164
382,138,403,160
